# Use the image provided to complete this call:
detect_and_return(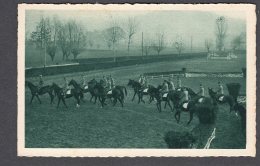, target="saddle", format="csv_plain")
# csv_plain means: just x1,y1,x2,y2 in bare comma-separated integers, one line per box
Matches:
182,102,189,110
163,93,168,98
107,90,112,95
66,89,71,95
83,85,88,90
198,97,204,103
217,95,225,102
143,88,149,93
